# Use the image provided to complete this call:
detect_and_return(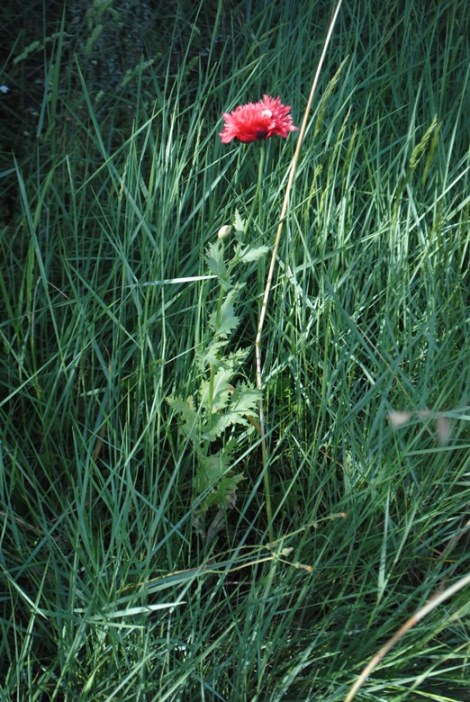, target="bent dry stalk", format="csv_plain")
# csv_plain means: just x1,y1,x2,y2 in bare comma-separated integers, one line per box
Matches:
255,0,344,541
